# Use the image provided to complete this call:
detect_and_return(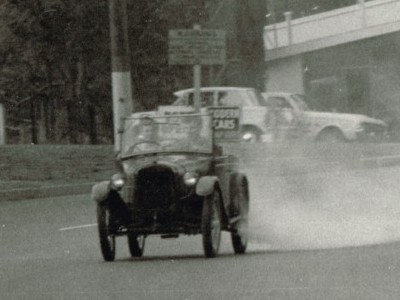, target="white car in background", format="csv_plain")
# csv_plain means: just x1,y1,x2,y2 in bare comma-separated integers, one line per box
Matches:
262,92,388,143
172,87,268,142
171,87,388,143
